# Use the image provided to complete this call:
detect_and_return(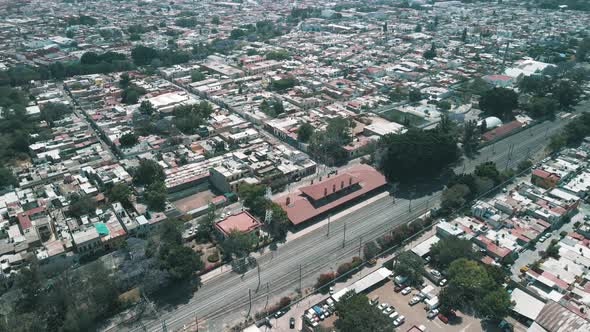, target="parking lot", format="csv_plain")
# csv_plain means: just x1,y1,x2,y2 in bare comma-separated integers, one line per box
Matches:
365,279,483,332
